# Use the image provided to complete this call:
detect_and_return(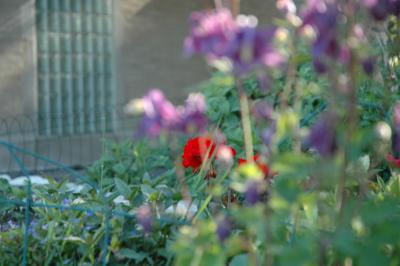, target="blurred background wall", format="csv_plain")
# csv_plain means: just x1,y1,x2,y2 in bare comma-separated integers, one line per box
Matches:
0,0,278,174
